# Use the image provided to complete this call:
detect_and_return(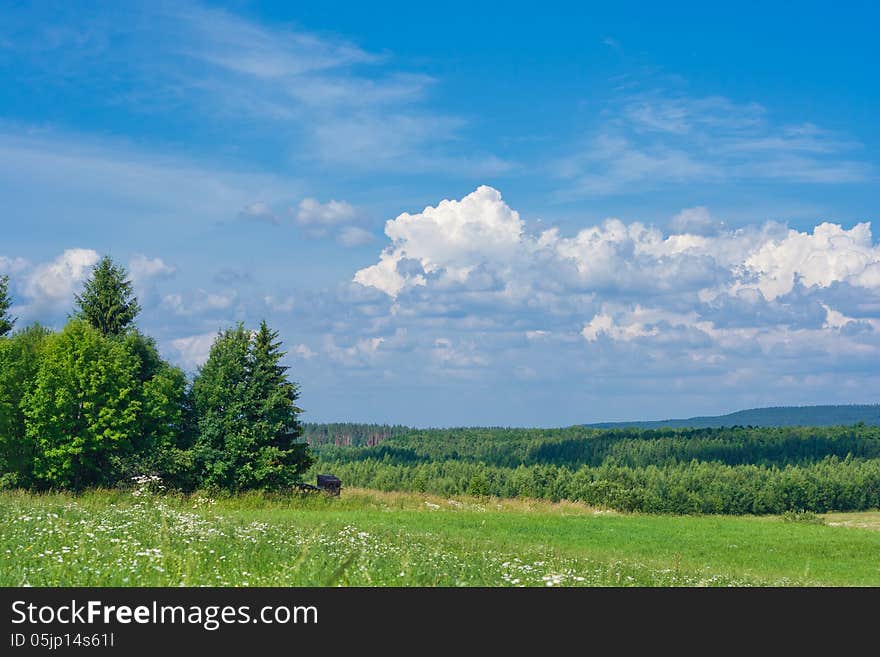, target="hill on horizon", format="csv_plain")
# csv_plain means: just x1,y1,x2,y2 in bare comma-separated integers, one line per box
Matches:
586,404,880,429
